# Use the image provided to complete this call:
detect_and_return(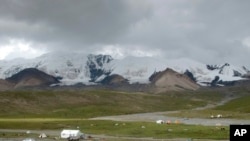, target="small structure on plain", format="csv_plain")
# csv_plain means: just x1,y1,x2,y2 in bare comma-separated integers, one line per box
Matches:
60,129,83,139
